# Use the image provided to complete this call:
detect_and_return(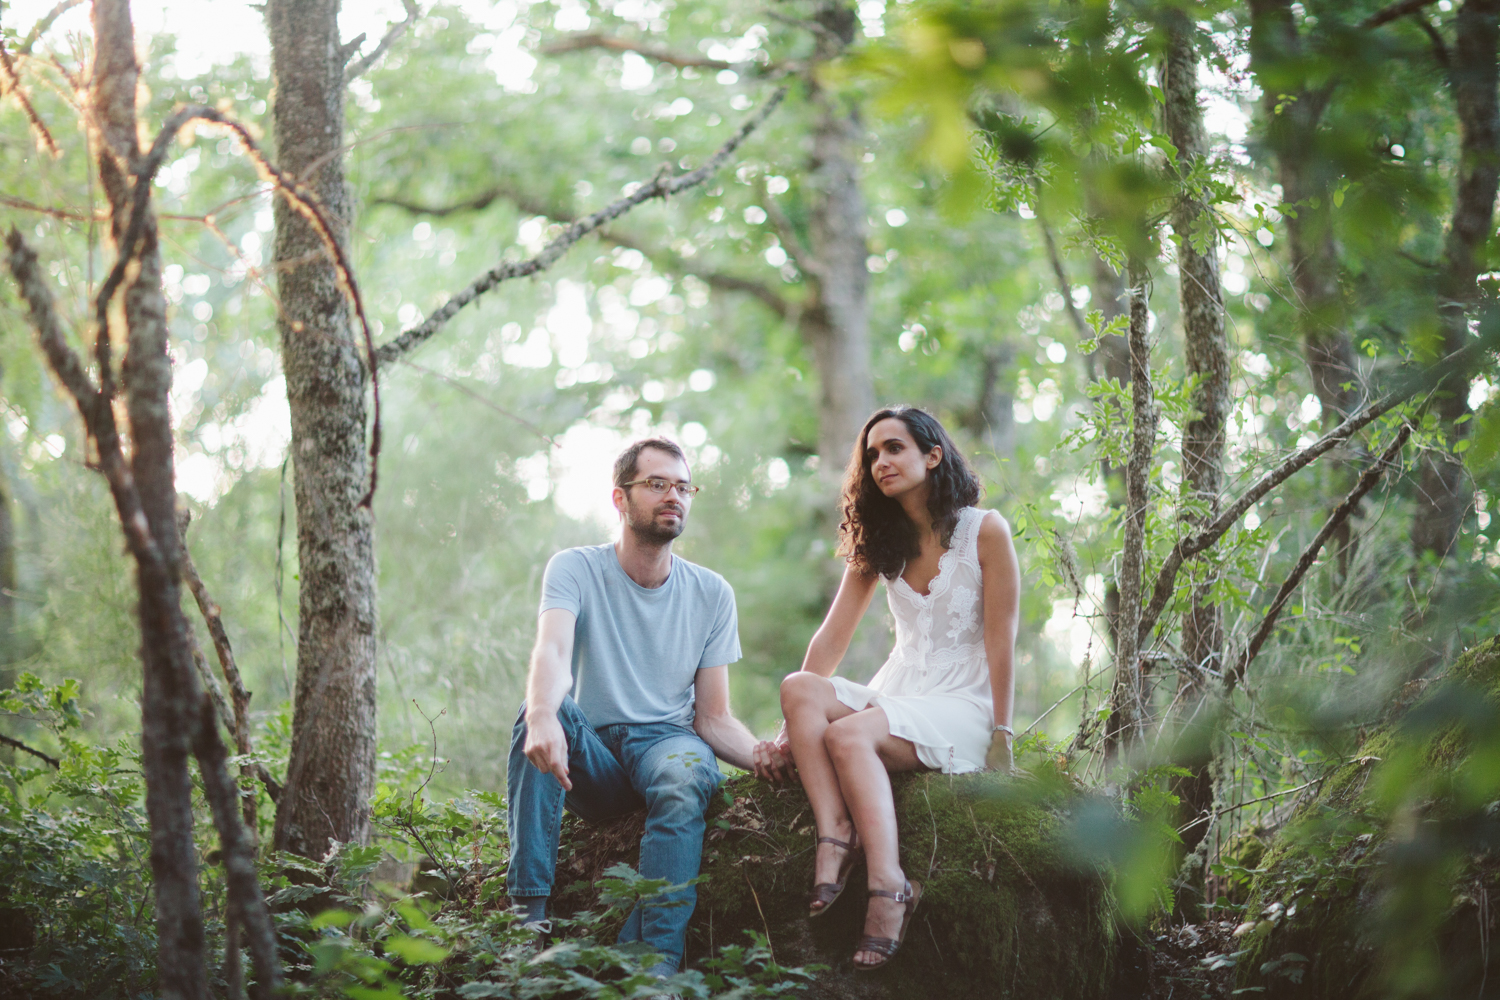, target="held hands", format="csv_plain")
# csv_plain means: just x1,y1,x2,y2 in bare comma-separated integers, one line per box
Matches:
985,729,1015,775
751,723,794,782
524,710,572,791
